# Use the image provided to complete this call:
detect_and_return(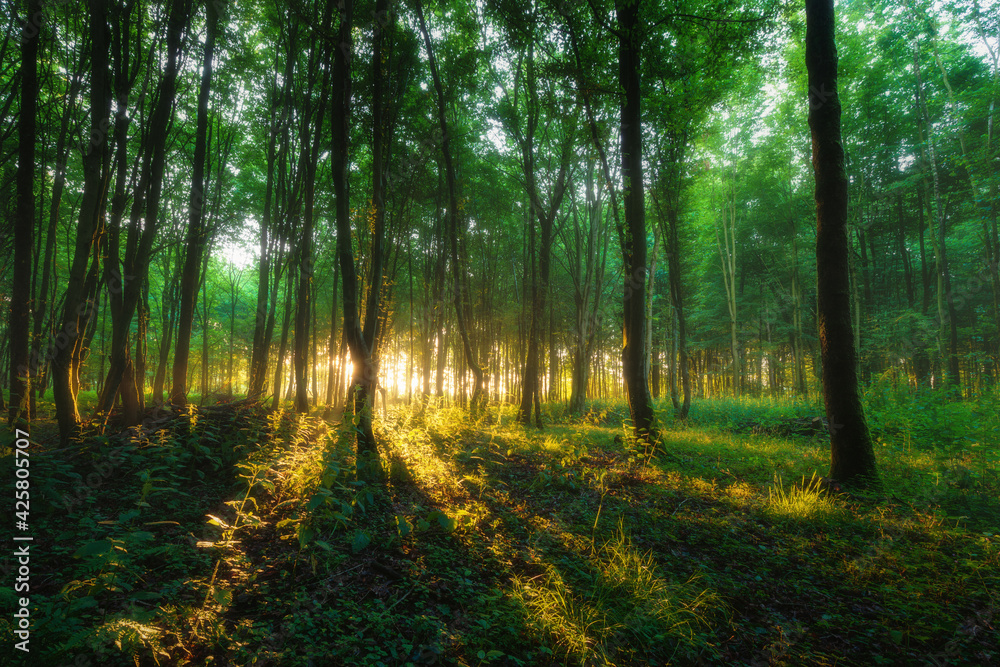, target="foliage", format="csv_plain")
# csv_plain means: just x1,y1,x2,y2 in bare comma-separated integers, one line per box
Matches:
4,396,997,665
